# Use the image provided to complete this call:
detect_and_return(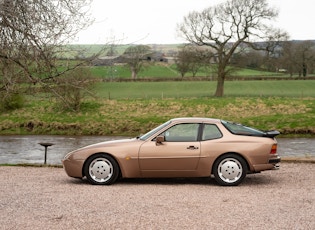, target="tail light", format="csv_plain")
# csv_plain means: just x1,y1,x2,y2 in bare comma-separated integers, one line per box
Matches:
270,144,277,154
